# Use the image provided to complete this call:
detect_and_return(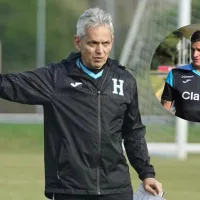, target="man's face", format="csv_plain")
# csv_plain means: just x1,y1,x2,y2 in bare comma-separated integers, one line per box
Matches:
191,41,200,68
74,25,113,69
